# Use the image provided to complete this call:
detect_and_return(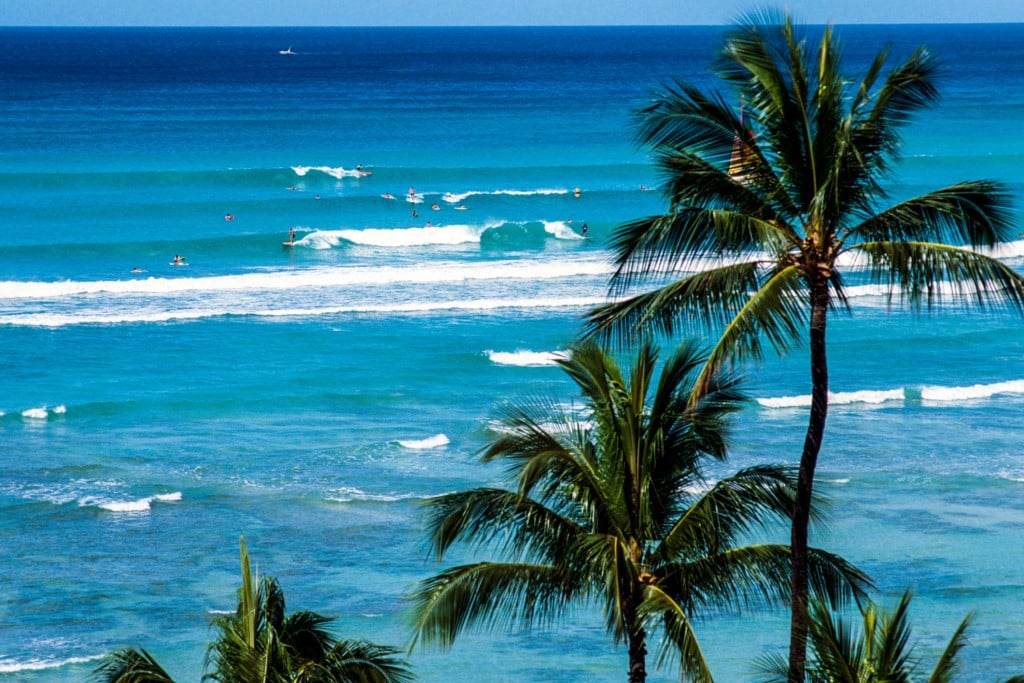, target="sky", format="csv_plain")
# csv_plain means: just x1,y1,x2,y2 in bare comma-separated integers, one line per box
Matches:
4,0,1024,26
